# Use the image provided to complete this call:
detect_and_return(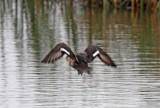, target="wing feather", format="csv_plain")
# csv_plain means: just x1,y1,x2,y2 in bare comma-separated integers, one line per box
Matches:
85,45,116,67
41,42,76,63
98,50,116,67
84,45,98,62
